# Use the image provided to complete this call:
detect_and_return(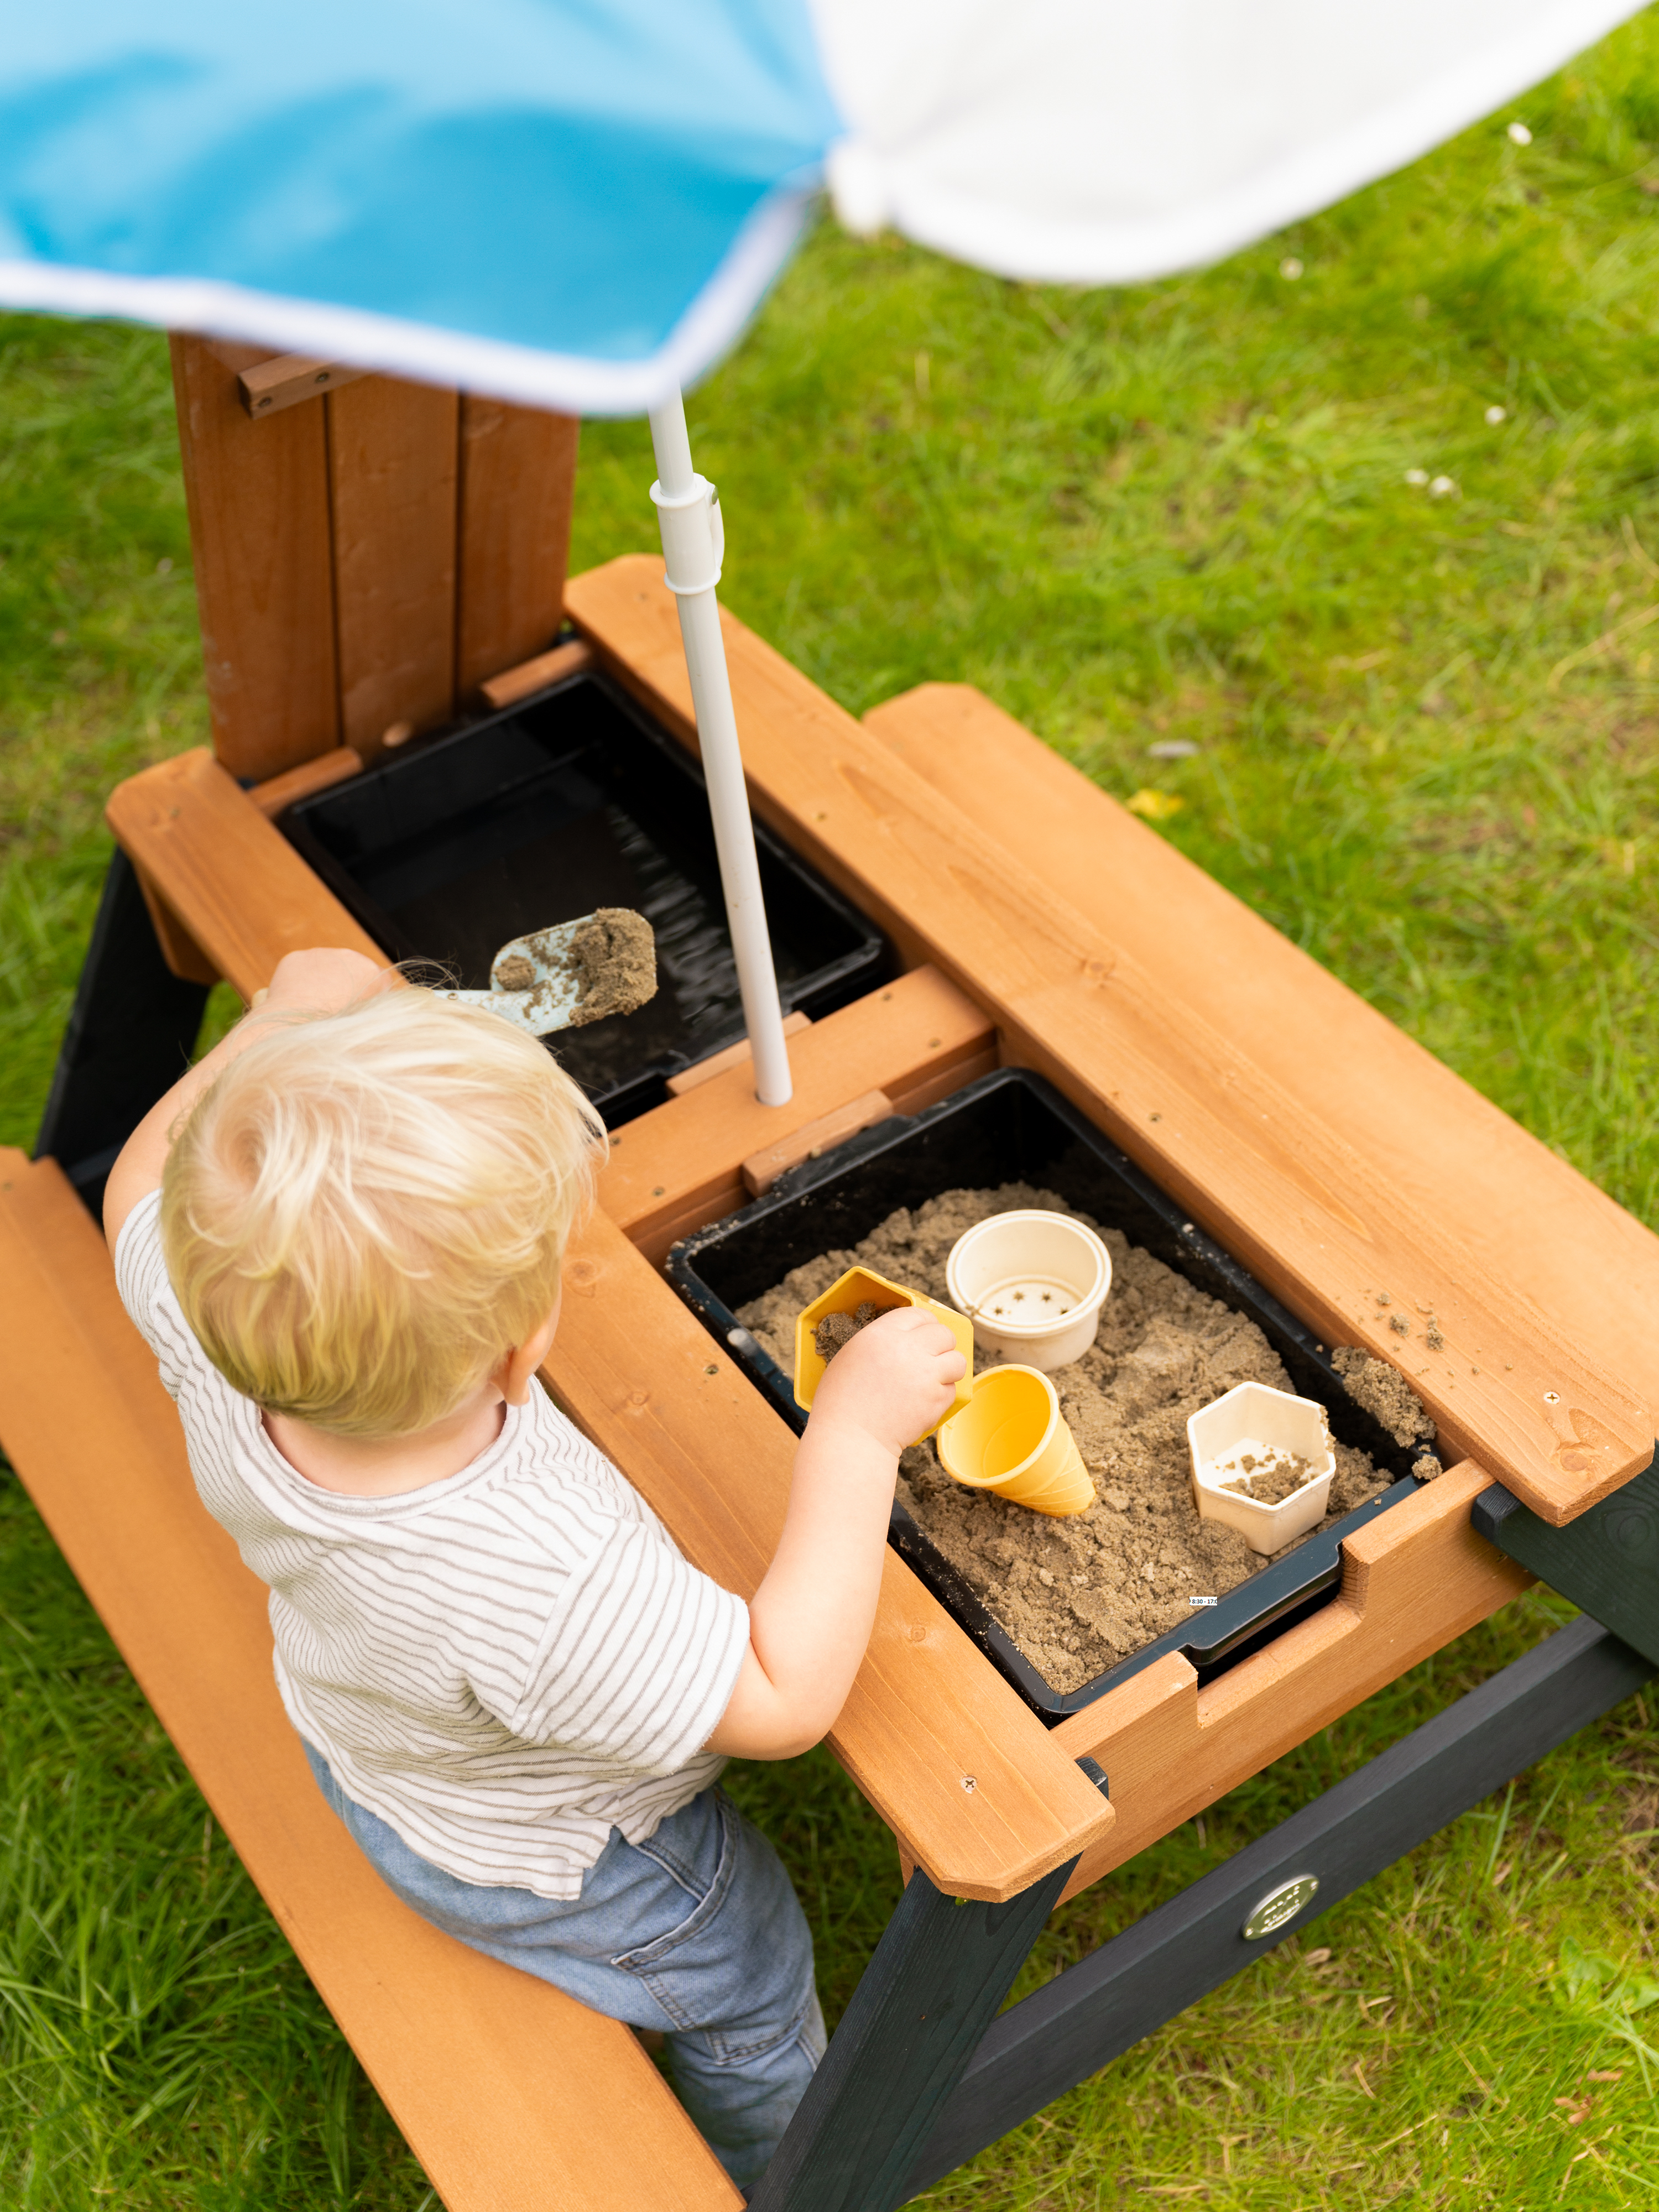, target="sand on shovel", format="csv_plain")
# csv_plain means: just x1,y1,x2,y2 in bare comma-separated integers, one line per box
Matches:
536,907,657,1027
